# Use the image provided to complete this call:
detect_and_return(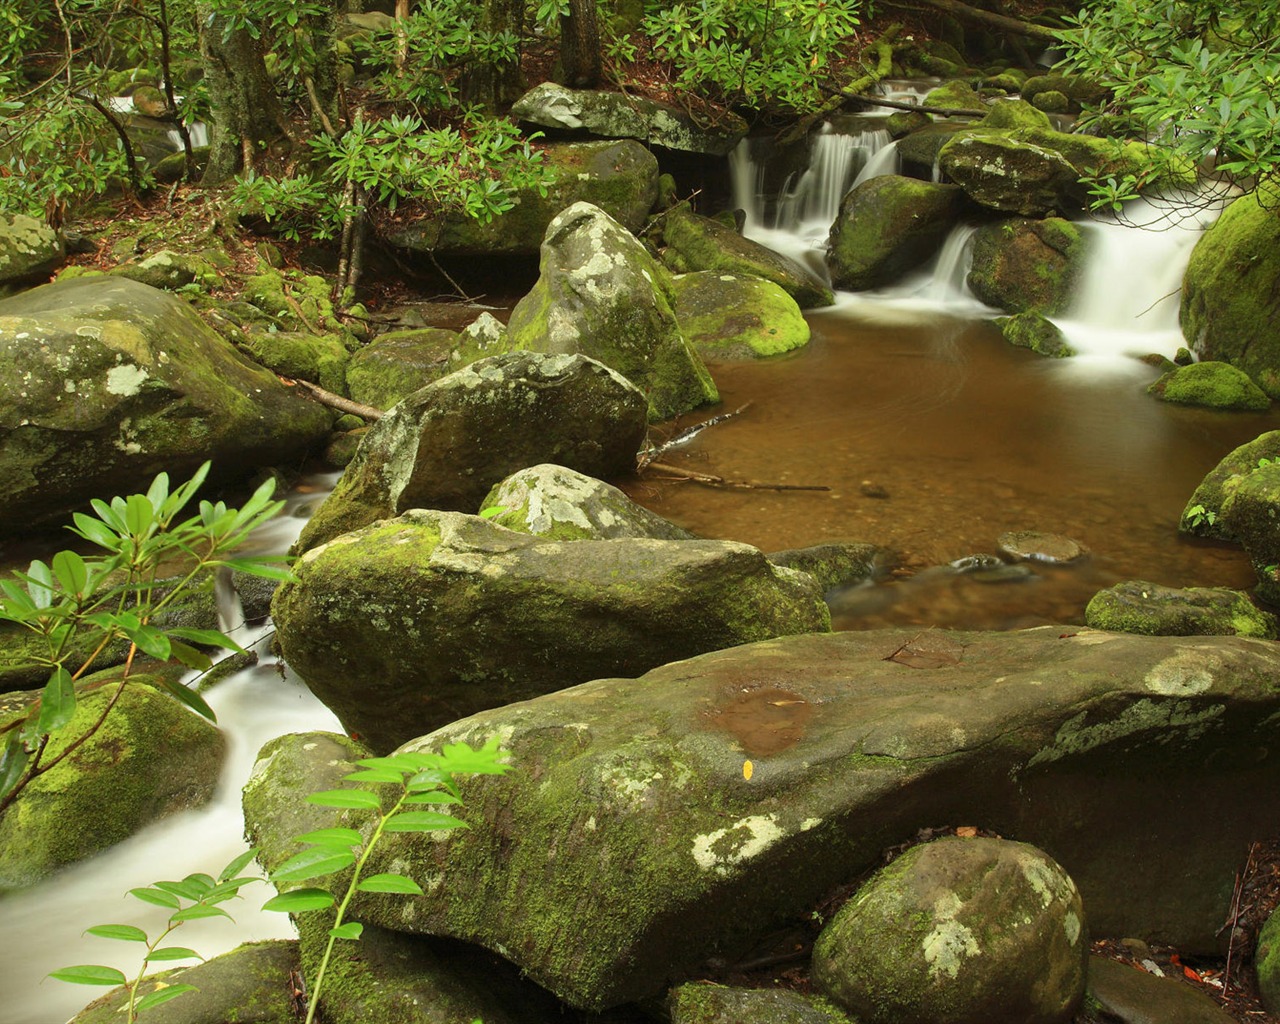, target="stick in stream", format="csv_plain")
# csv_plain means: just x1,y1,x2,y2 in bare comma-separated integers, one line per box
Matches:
646,462,829,492
637,403,752,470
283,377,385,420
